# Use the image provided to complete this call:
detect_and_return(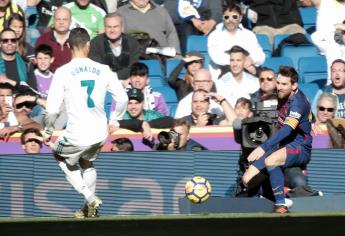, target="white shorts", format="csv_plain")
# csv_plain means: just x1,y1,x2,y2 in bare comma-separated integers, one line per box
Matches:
53,136,105,166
